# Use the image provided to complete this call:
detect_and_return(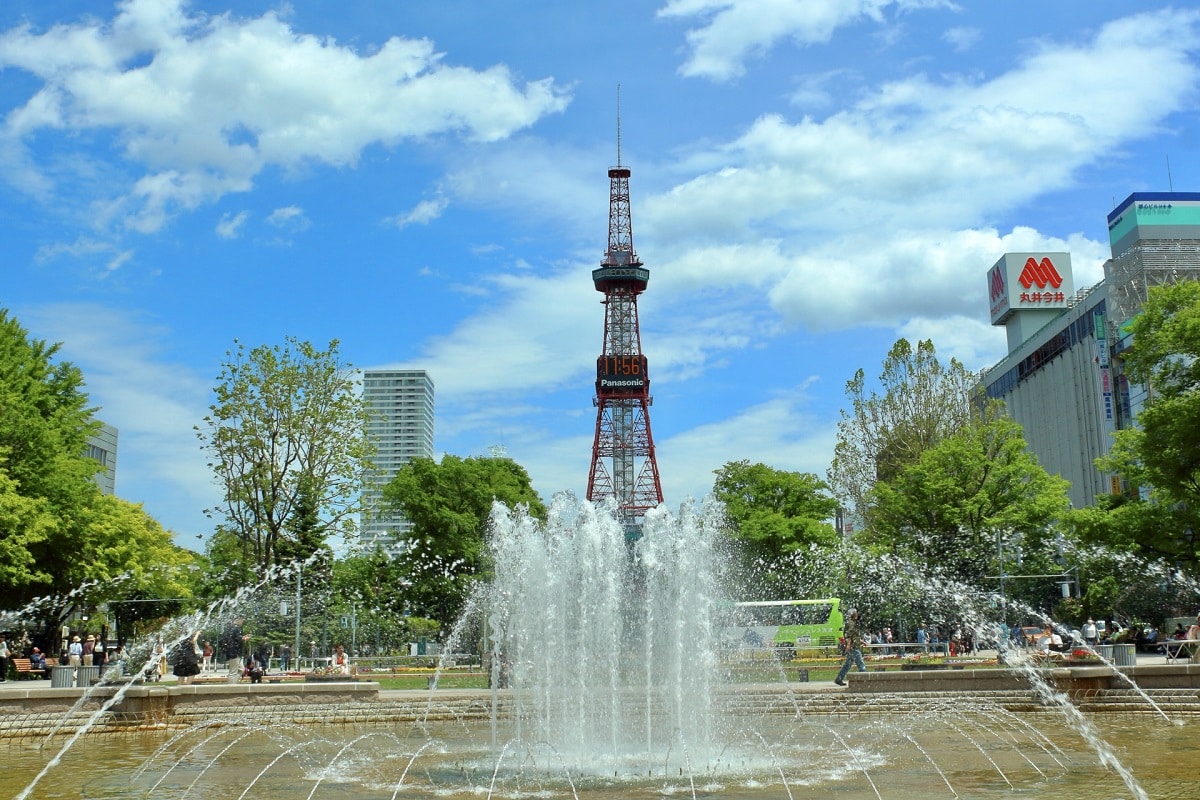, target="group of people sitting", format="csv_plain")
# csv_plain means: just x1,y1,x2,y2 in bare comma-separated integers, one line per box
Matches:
1028,623,1078,663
